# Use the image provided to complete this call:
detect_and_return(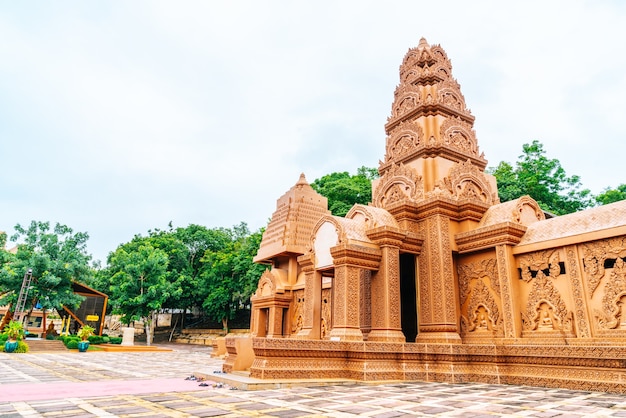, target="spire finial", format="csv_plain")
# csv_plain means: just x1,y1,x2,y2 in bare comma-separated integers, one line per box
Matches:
296,173,308,186
418,37,429,49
